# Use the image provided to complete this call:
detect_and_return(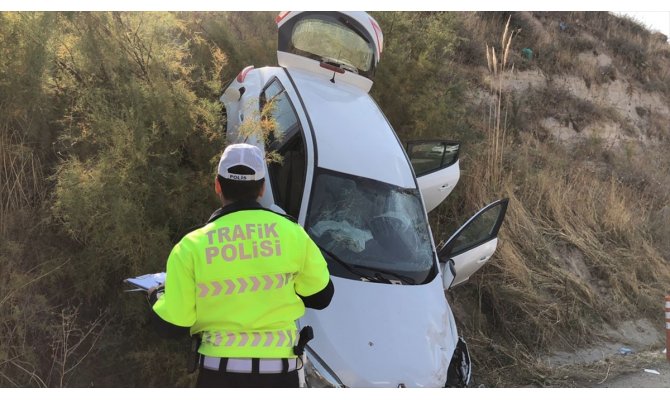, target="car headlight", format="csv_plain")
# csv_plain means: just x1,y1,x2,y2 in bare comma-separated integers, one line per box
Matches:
302,346,345,388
